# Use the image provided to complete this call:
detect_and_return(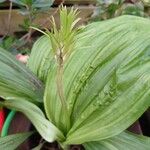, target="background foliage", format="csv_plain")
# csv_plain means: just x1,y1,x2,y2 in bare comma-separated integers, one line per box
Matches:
92,0,150,21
